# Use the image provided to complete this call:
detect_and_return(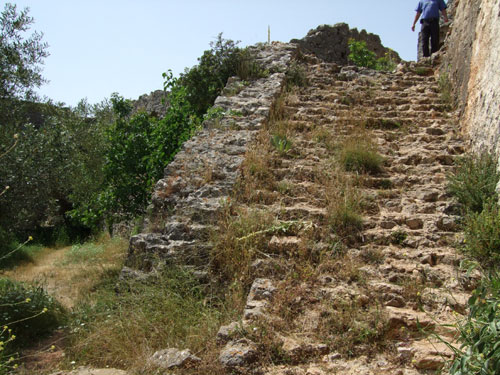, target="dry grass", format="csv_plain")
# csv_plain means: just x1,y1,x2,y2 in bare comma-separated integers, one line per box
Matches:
338,134,384,175
1,235,127,309
210,204,277,287
65,265,239,374
315,296,391,358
